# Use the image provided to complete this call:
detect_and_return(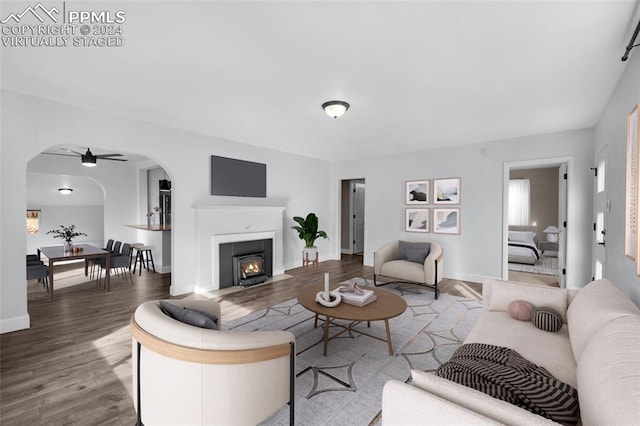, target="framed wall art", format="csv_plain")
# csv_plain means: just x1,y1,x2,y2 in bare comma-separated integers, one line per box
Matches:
433,208,460,234
405,208,429,233
434,177,461,205
405,180,429,204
